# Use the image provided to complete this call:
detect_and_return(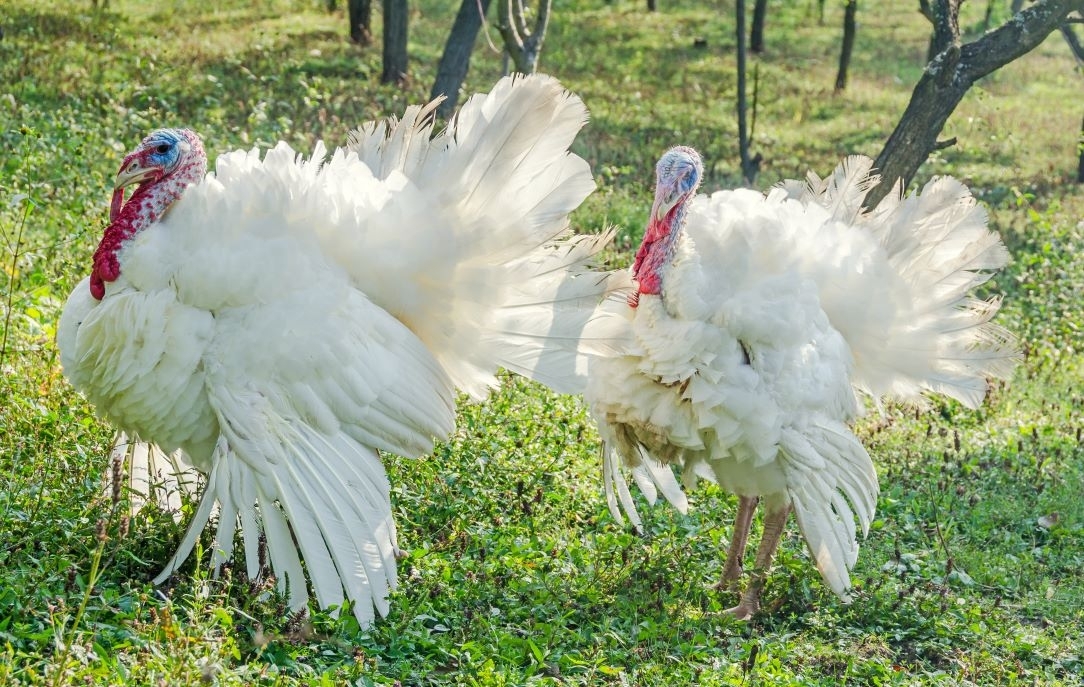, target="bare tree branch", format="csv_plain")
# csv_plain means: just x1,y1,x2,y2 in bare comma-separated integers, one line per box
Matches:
497,0,551,73
930,0,962,59
513,0,529,37
866,0,1084,208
